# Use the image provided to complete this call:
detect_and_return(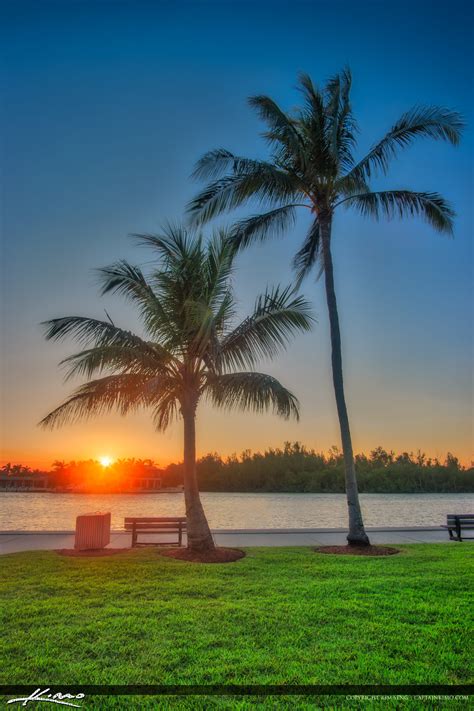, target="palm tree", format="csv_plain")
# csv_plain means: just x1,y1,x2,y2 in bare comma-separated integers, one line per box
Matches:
40,226,313,553
188,69,463,545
